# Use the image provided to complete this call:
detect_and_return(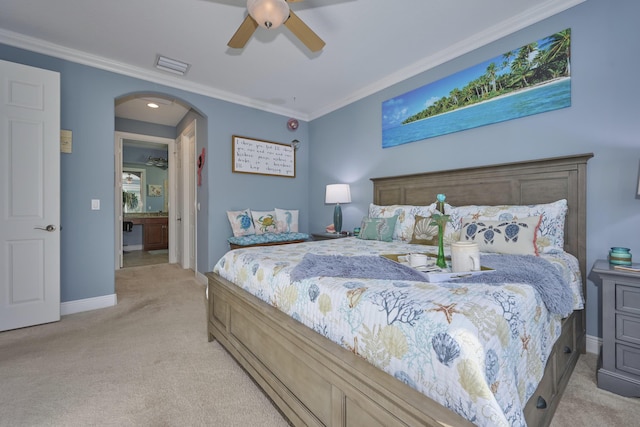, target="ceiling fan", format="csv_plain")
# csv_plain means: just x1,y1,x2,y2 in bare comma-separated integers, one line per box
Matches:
228,0,326,52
